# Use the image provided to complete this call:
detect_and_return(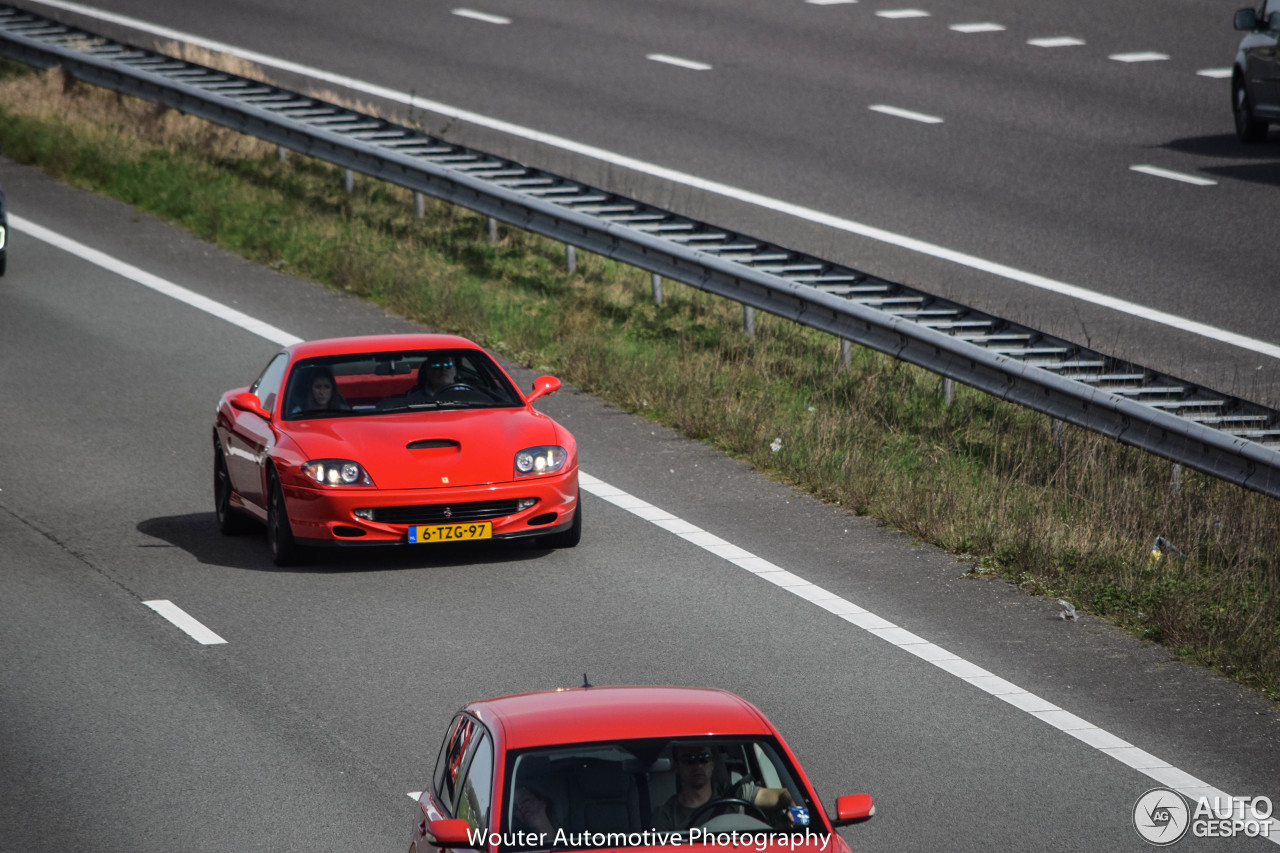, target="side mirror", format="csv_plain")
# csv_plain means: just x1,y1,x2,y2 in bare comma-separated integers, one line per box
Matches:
424,818,482,848
830,793,875,827
229,391,270,420
1234,7,1258,30
526,375,561,404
